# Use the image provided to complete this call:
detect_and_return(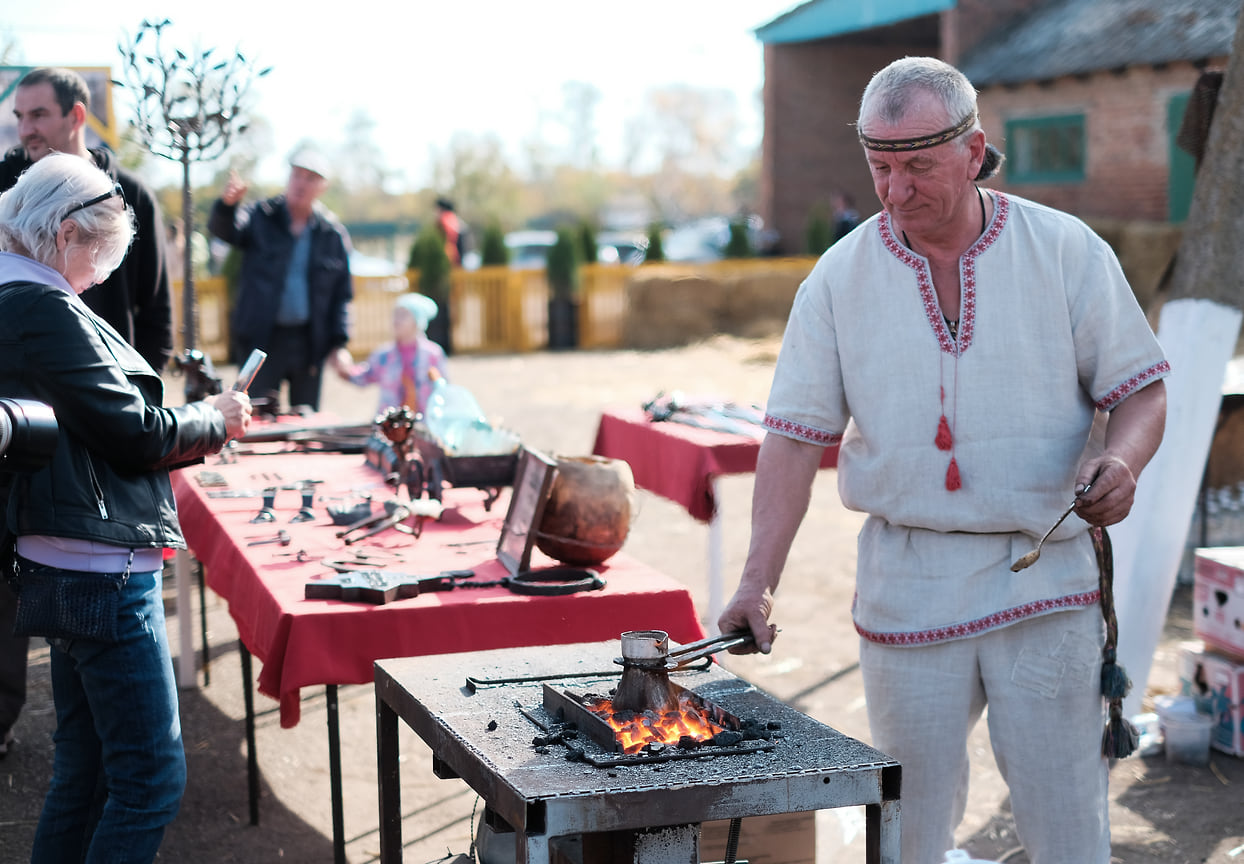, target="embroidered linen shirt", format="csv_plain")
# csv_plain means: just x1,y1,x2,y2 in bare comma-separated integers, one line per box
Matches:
765,193,1170,645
